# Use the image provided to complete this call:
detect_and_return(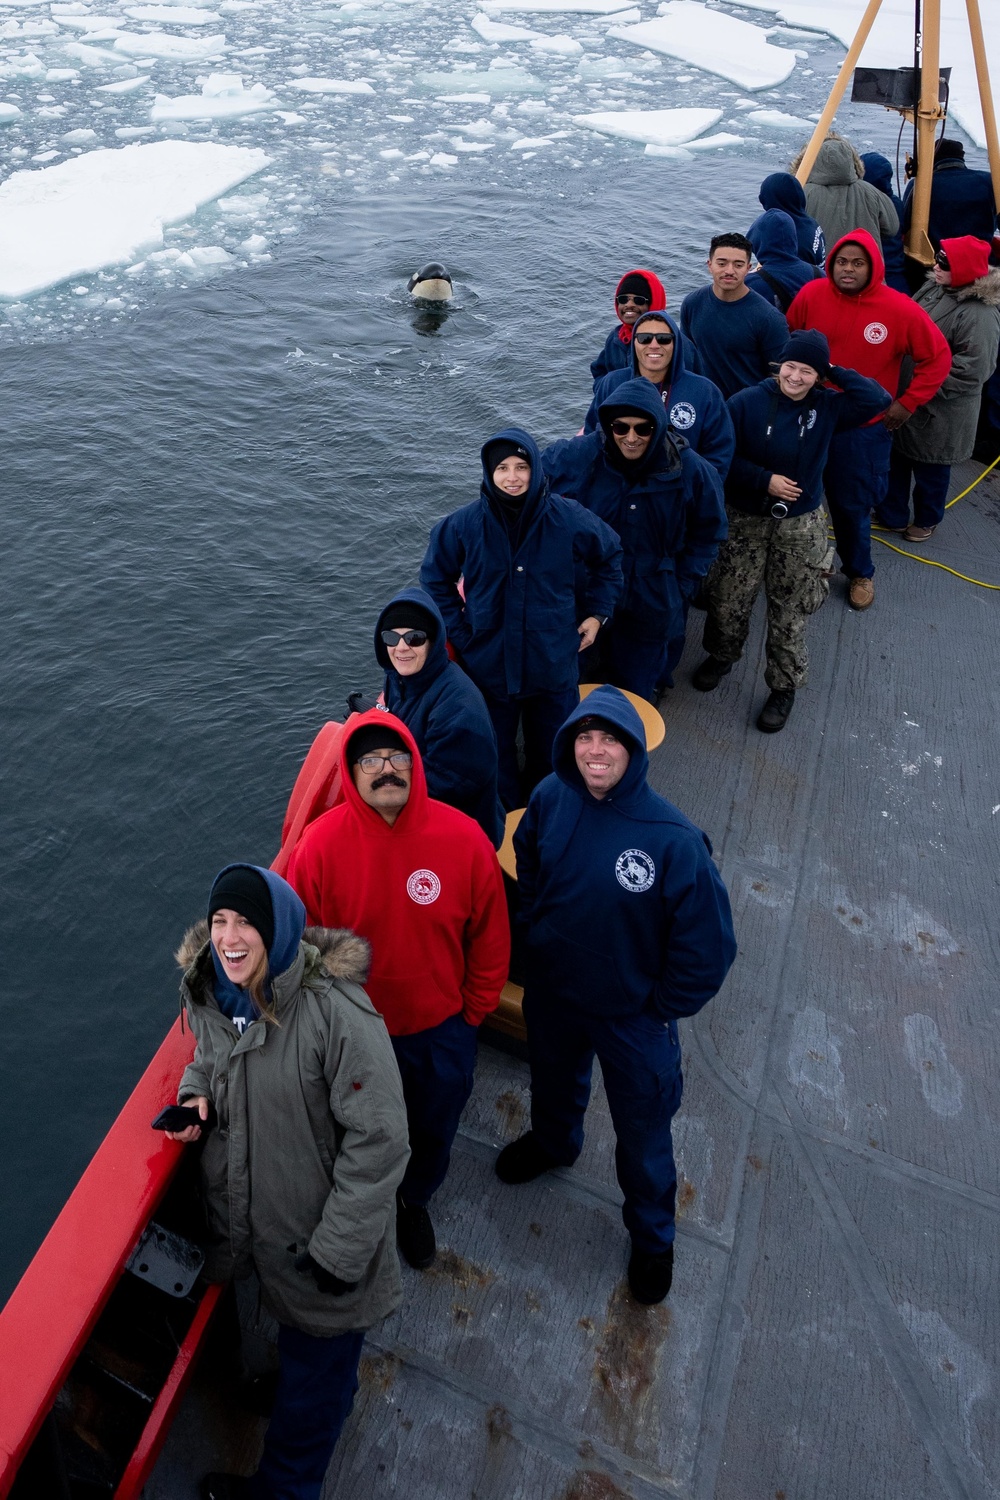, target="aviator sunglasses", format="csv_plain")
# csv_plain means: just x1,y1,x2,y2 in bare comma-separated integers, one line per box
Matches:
610,419,655,437
935,250,950,269
381,628,429,647
633,331,674,346
616,293,650,307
